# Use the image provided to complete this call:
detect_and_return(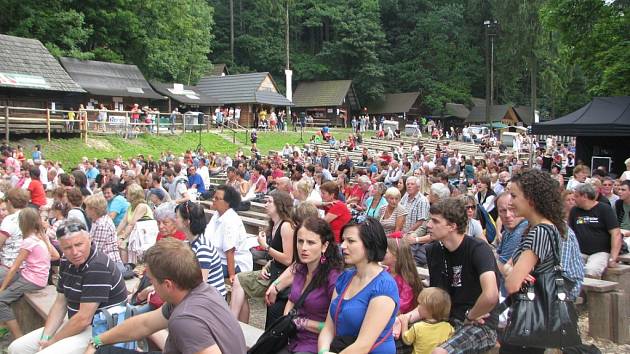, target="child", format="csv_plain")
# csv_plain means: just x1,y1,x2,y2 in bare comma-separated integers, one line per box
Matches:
383,238,423,314
402,287,454,354
0,208,59,339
